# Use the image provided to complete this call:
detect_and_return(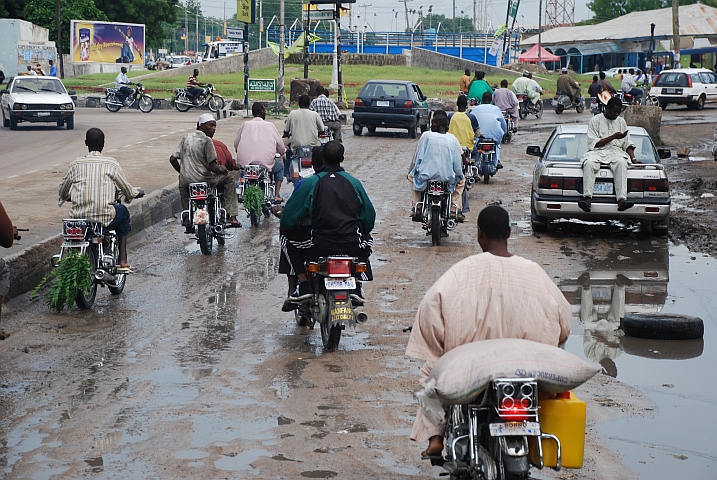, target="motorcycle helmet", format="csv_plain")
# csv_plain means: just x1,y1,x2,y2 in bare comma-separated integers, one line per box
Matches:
523,70,530,77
